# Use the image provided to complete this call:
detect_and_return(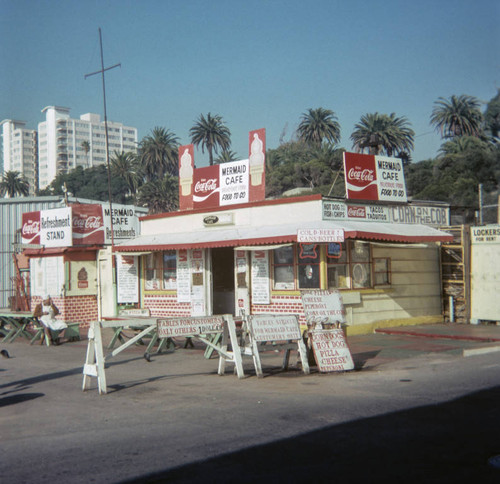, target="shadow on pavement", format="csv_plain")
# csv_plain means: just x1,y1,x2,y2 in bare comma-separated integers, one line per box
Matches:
0,392,45,407
122,386,500,484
